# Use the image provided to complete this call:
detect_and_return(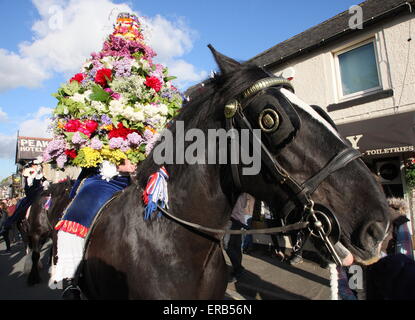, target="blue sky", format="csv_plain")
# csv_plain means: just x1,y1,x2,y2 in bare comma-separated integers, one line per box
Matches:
0,0,360,180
